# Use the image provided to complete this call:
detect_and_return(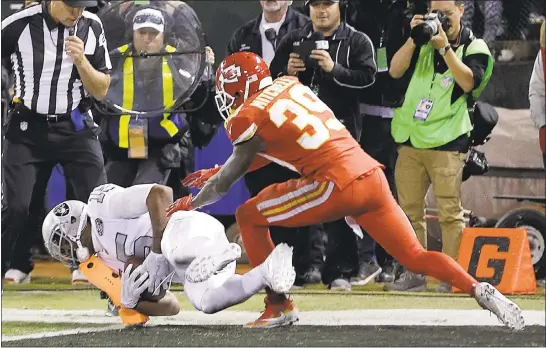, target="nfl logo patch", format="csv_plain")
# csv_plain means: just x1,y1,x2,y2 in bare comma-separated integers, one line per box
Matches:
440,76,453,88
20,121,28,131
